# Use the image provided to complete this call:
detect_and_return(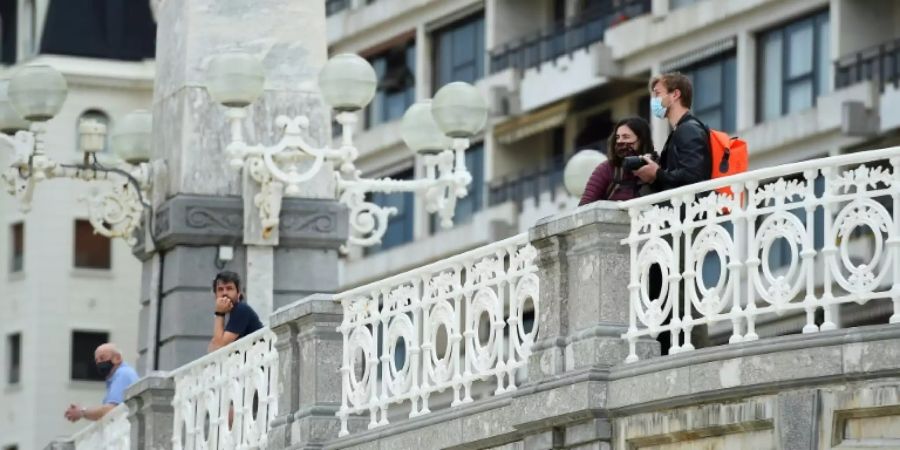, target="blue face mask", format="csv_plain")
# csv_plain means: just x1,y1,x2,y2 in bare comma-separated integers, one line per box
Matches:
650,96,667,119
